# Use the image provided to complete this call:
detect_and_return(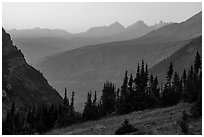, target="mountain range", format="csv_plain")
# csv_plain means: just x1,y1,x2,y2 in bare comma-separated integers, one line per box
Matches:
7,20,170,64
36,12,202,111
